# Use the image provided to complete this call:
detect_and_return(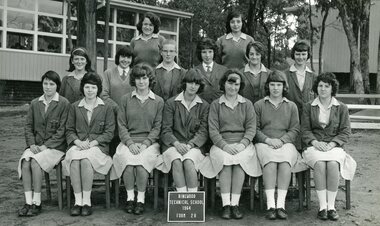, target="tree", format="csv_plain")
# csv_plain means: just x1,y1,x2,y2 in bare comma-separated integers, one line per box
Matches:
360,0,371,94
377,32,380,104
